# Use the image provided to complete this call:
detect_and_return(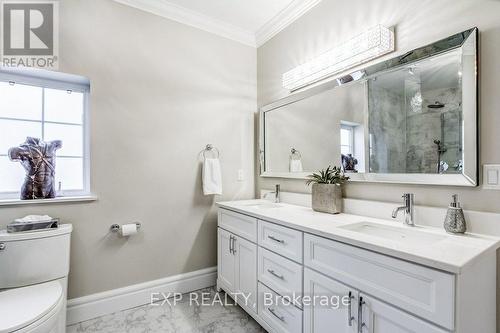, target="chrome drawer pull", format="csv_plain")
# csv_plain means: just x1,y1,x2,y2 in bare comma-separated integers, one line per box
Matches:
268,307,285,322
267,269,284,280
229,235,233,254
358,297,366,333
347,291,354,326
268,235,285,244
